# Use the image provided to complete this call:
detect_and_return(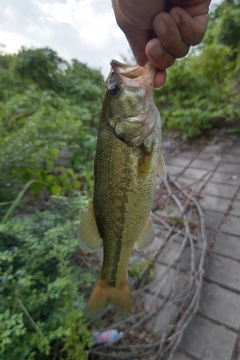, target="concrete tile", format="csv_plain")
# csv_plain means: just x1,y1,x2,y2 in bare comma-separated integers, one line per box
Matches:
223,154,240,164
230,200,240,216
152,302,179,336
181,168,213,181
229,147,240,156
214,232,240,260
167,165,184,176
210,172,240,186
221,215,240,236
150,263,190,304
198,152,222,162
190,159,219,171
170,352,193,360
199,281,240,330
199,194,231,213
176,151,199,159
205,253,240,292
177,176,206,193
167,157,192,167
216,163,240,175
179,315,237,360
201,182,238,199
158,241,203,273
202,144,231,153
204,210,224,230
